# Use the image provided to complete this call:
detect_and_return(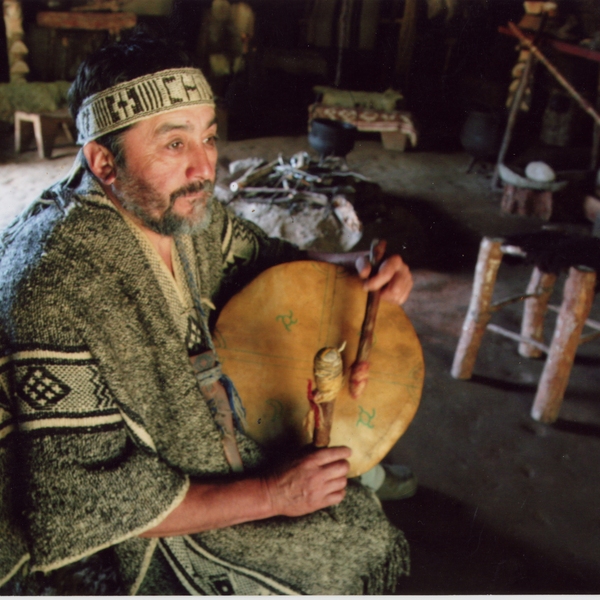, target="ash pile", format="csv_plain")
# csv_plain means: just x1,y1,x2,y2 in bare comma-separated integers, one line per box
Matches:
215,152,365,252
